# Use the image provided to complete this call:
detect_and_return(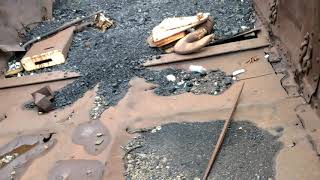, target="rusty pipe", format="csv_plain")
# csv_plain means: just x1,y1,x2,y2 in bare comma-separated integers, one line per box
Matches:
174,17,214,55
